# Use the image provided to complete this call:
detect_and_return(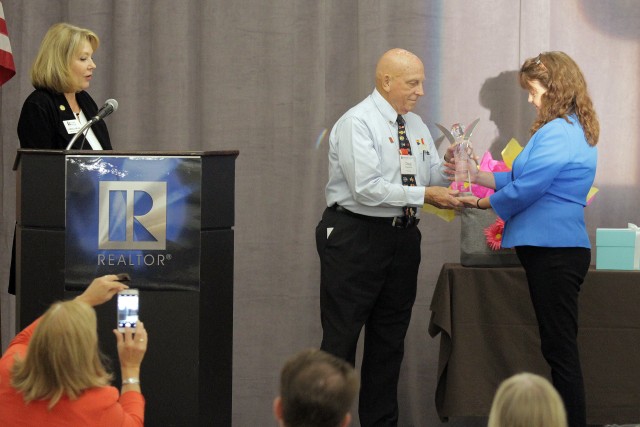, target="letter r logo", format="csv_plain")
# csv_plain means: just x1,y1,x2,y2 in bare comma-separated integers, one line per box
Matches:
98,181,167,250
